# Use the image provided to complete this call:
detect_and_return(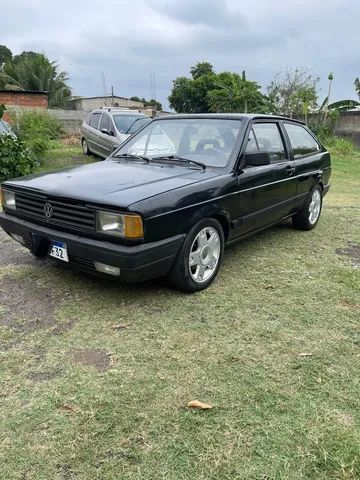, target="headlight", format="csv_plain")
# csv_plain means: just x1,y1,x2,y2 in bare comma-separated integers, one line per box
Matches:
0,189,16,210
96,210,143,239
